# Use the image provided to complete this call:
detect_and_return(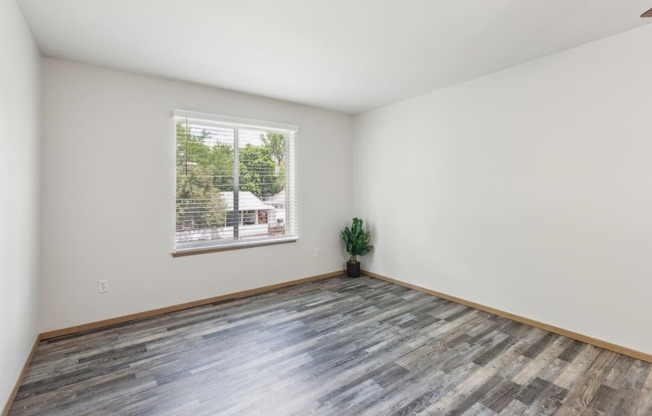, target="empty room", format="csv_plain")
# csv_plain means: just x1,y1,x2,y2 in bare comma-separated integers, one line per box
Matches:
2,0,652,415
